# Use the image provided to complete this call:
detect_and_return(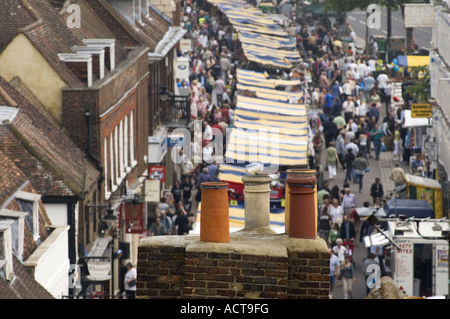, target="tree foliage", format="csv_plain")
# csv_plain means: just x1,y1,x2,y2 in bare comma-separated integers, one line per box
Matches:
405,66,430,103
